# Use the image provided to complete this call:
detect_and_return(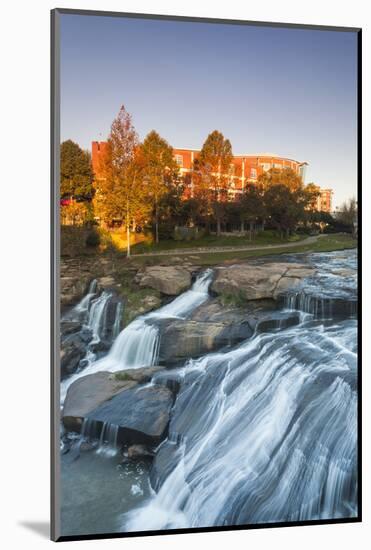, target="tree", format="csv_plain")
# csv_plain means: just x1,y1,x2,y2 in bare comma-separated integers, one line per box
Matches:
94,105,147,257
263,184,301,237
60,140,93,199
198,131,233,236
336,198,358,228
258,167,303,193
237,183,265,240
140,130,178,243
